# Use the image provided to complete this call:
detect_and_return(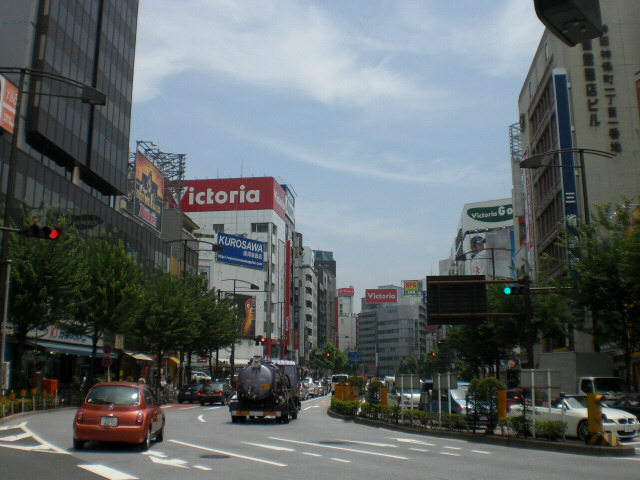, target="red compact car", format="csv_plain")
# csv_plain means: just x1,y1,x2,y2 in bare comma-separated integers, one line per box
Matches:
73,381,165,451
